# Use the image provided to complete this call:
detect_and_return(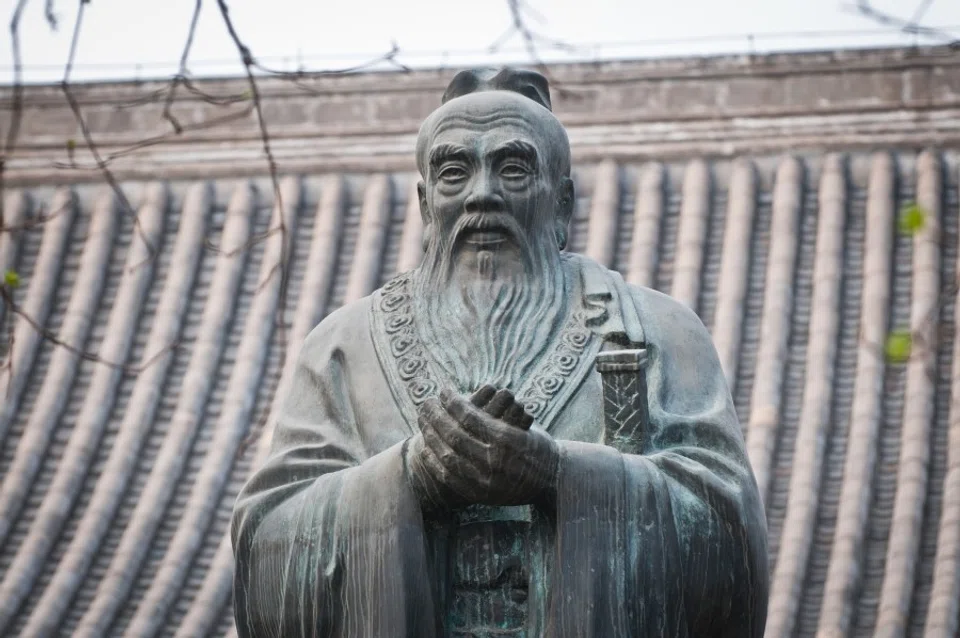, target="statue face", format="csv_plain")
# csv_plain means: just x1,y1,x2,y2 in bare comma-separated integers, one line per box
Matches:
428,124,548,261
417,92,574,277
